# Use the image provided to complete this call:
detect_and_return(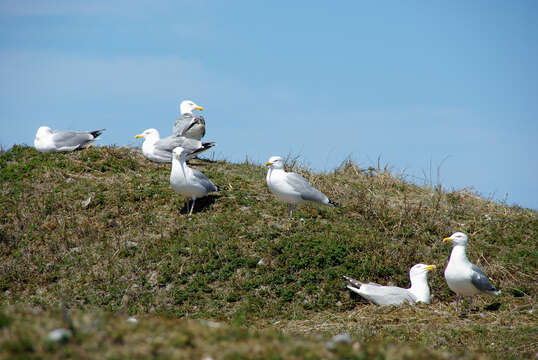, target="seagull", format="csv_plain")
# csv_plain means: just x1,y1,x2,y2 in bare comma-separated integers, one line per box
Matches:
443,232,501,313
173,100,205,140
170,147,219,215
265,156,339,216
34,126,105,152
135,128,215,163
344,264,436,305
